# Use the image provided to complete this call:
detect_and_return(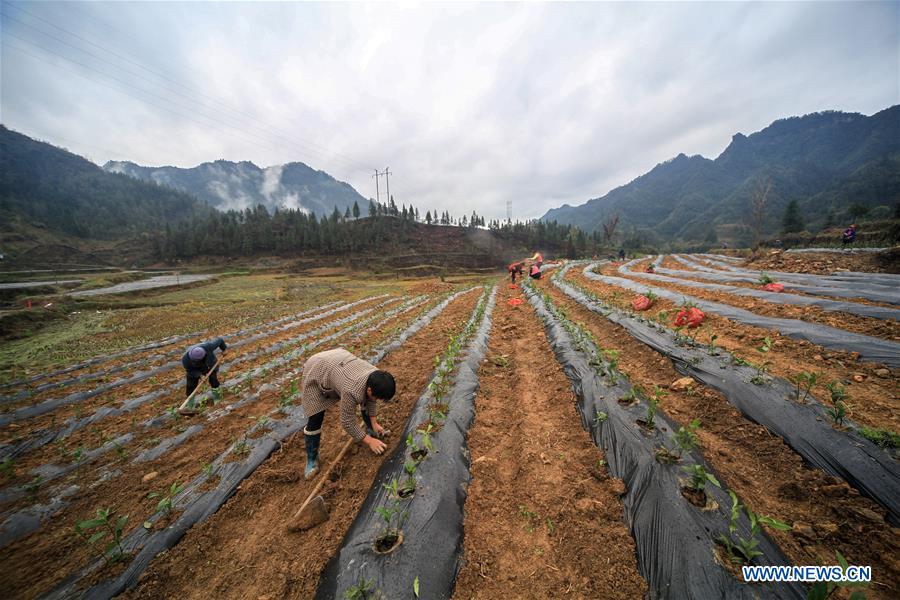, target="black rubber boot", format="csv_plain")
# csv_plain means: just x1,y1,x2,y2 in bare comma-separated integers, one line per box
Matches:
303,428,321,480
